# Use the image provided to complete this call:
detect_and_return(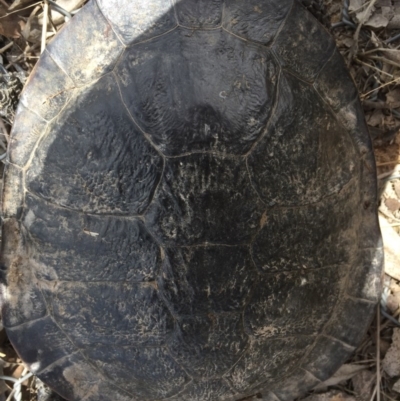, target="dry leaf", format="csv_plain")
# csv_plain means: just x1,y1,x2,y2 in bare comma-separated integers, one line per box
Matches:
382,328,400,377
393,378,400,394
387,293,400,312
379,215,400,281
301,391,356,401
352,370,375,400
395,181,400,198
0,6,24,38
368,109,384,127
8,0,38,12
314,364,366,390
386,89,400,108
365,13,390,27
380,49,400,65
385,198,400,212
